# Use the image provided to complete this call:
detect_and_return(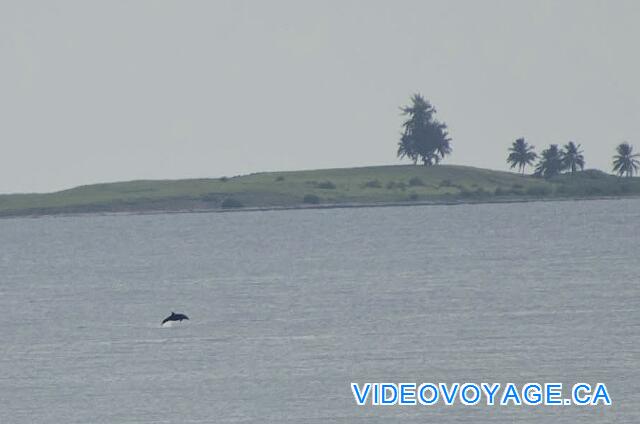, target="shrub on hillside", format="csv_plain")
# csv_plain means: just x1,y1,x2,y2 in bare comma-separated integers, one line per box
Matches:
476,187,490,197
275,176,285,182
585,185,604,195
459,187,491,198
316,181,336,189
408,177,425,187
221,198,244,209
525,185,551,196
386,181,407,190
201,193,219,202
364,179,382,188
303,194,320,204
571,169,609,180
620,183,633,194
408,193,419,201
